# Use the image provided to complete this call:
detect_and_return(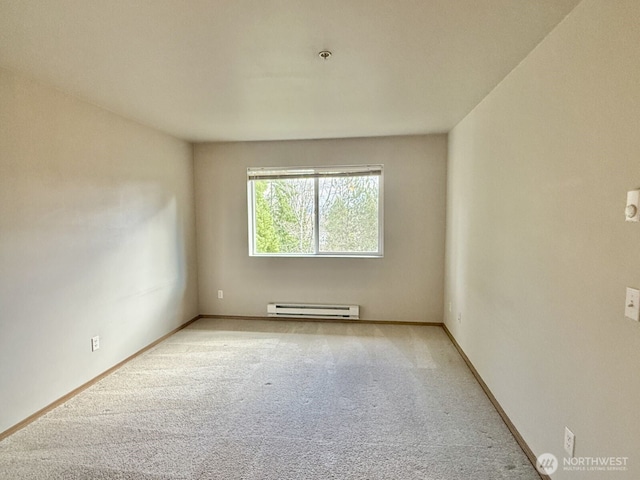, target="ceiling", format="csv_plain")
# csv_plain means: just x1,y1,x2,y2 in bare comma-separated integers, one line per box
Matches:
0,0,581,142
